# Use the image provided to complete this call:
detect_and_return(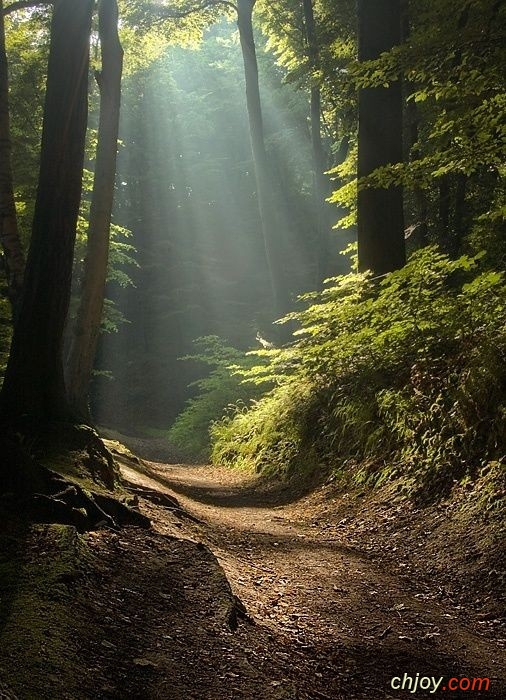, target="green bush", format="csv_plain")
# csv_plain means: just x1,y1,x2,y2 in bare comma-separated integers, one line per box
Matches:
211,381,319,475
168,336,263,460
211,247,506,499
